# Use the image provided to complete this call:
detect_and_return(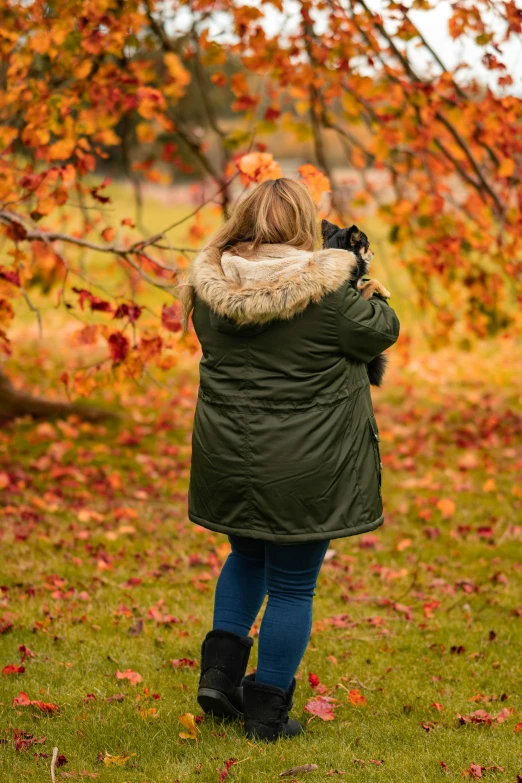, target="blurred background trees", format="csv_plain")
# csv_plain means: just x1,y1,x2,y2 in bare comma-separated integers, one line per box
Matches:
1,0,521,417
